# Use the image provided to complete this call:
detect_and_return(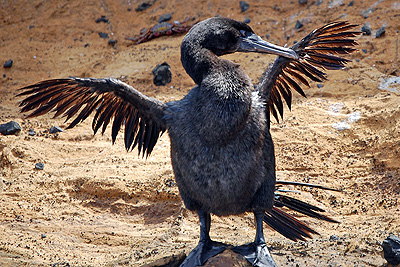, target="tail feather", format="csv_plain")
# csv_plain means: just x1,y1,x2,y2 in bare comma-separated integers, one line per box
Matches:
266,181,340,241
